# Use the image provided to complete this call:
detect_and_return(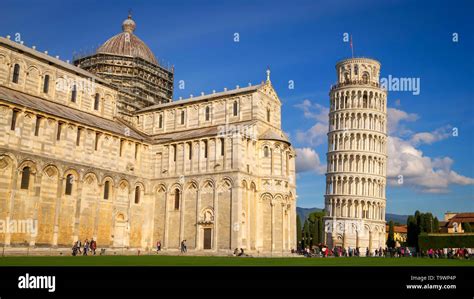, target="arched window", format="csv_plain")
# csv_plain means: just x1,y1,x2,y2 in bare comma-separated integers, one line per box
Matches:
94,93,100,110
71,85,77,102
158,114,163,128
233,101,238,116
203,140,208,158
354,65,359,75
43,75,50,93
12,64,20,84
20,166,31,189
134,186,140,204
362,72,369,84
65,174,73,195
205,106,210,121
104,181,110,200
267,108,271,122
344,72,349,83
174,189,180,210
220,138,225,156
263,146,269,158
180,110,185,124
10,110,18,131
